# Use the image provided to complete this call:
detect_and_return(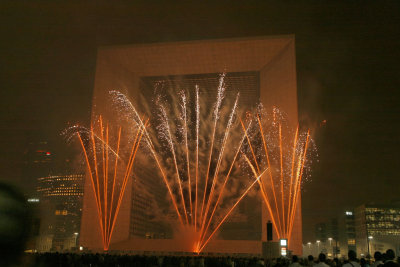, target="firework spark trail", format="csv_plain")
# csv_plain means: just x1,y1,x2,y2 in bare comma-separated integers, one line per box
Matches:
133,80,258,252
195,86,199,231
180,92,193,222
108,121,147,248
198,119,252,248
90,125,105,244
76,115,147,250
198,159,267,253
66,125,121,160
288,130,310,242
111,87,272,252
256,114,283,236
99,117,107,242
244,112,311,243
240,119,281,239
286,126,298,236
160,104,189,224
288,154,303,242
200,74,225,225
107,126,121,243
77,133,105,245
105,123,109,242
279,124,285,237
199,93,239,238
109,91,184,225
